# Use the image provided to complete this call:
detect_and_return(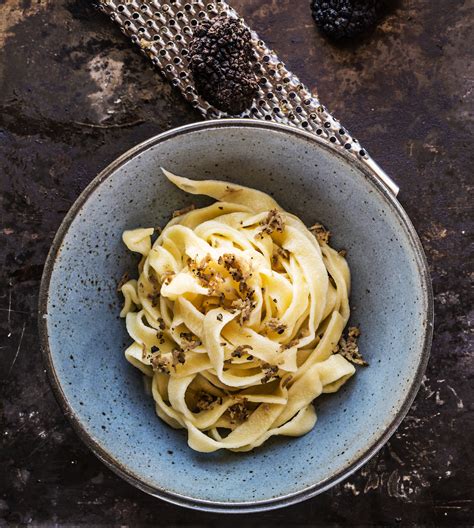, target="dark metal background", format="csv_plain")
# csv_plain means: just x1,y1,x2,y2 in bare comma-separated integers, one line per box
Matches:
0,0,472,525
